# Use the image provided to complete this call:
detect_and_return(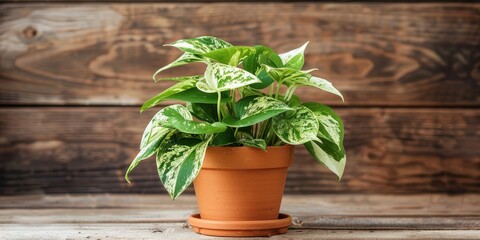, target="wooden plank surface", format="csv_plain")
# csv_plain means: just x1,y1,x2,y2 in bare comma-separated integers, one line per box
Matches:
1,3,479,106
2,224,480,240
1,107,479,194
0,194,479,239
